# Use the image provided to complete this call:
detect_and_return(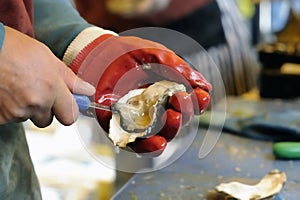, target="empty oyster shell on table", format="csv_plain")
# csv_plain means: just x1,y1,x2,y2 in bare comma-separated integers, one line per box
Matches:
215,169,287,200
109,80,186,147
